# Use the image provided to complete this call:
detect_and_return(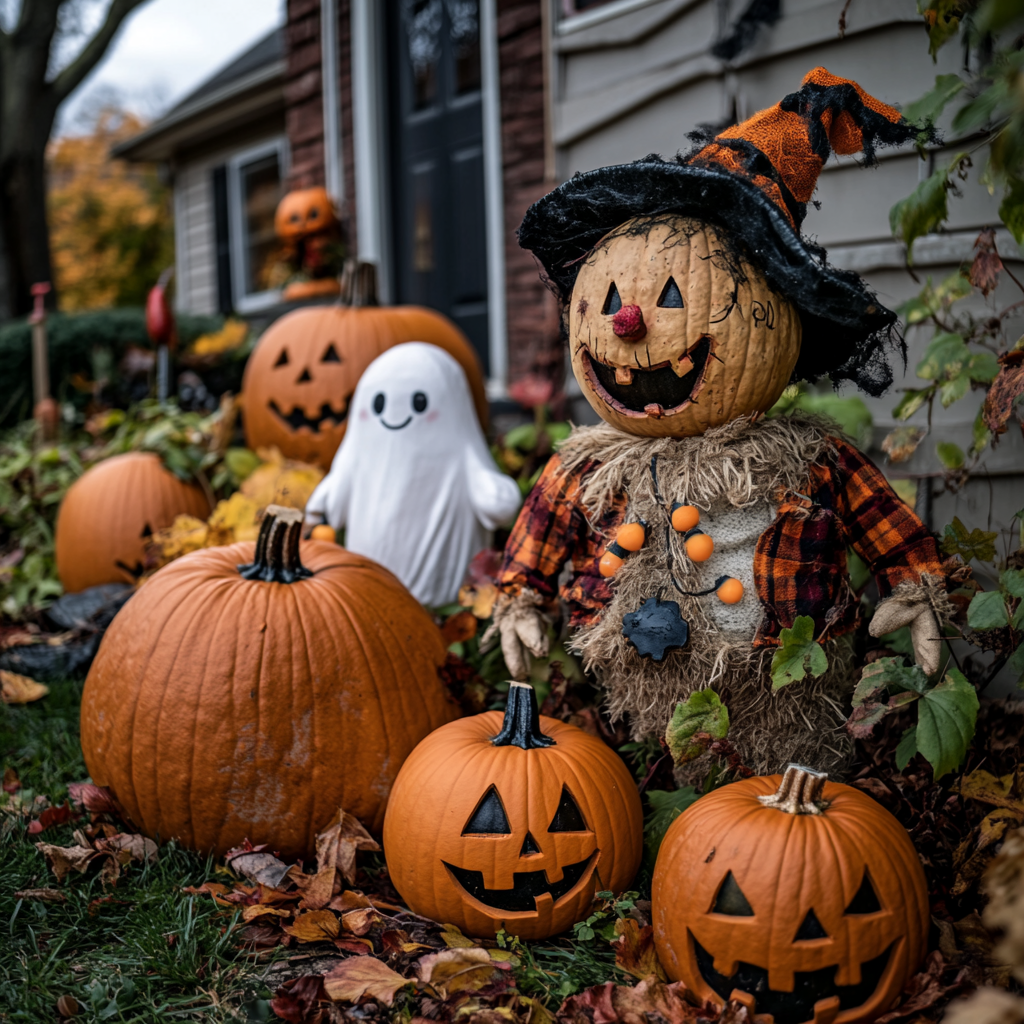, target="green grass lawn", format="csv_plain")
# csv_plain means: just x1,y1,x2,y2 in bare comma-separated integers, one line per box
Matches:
0,682,280,1023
